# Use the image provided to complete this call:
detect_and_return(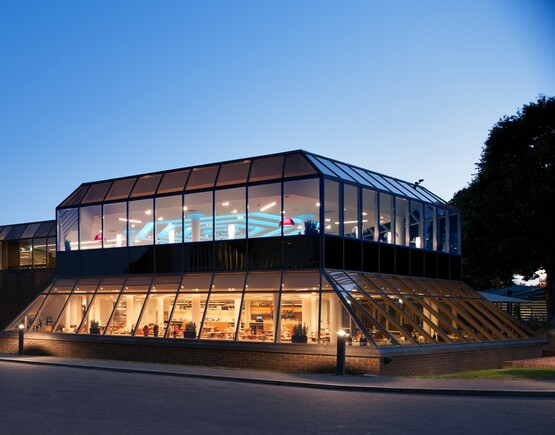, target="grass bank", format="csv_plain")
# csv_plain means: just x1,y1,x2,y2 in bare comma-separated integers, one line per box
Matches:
433,368,555,381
